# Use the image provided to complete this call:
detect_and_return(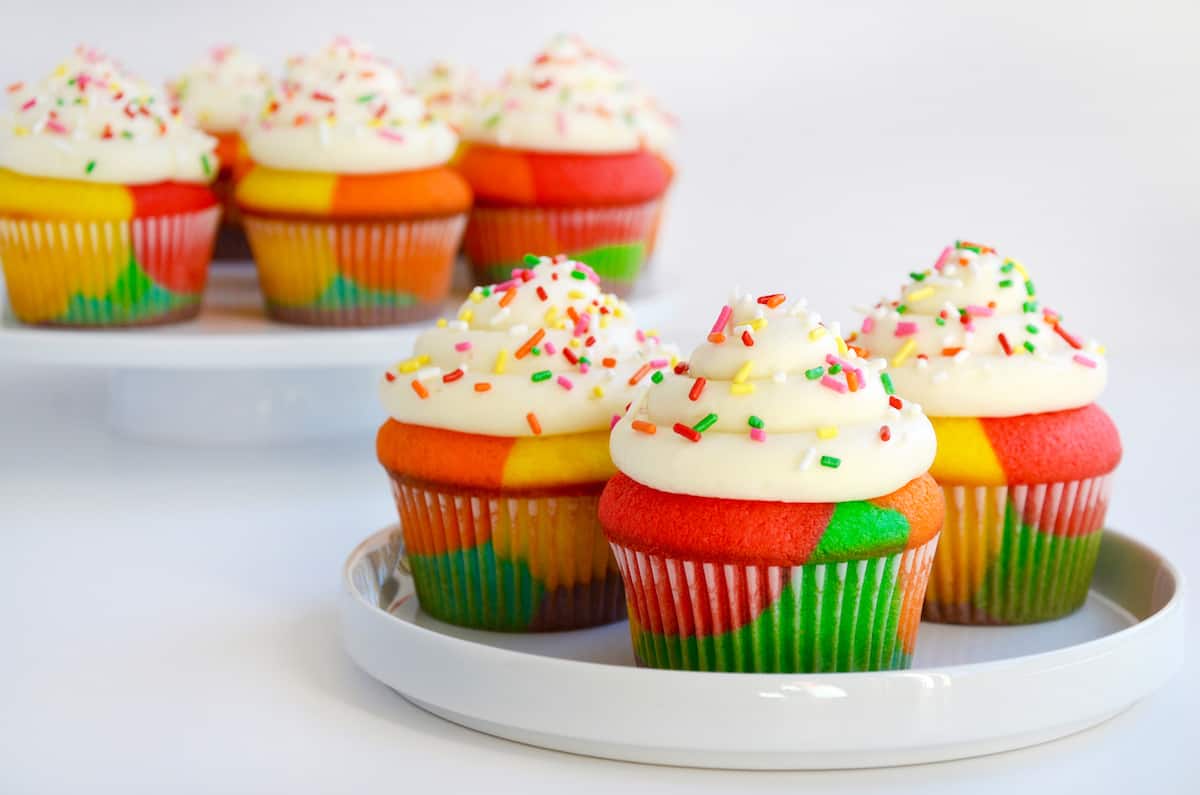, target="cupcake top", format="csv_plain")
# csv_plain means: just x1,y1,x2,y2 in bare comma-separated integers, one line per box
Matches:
465,34,674,154
168,45,272,134
413,61,482,134
243,37,457,174
853,241,1108,418
0,46,217,184
379,254,677,437
611,292,937,502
